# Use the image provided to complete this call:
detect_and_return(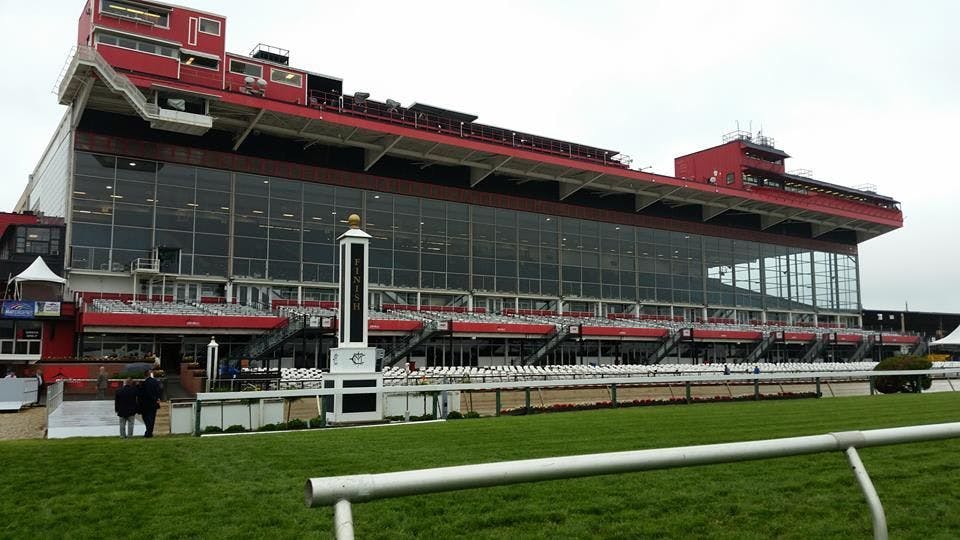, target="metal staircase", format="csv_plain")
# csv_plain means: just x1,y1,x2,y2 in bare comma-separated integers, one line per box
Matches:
910,339,929,357
848,335,876,363
382,321,446,367
522,325,573,365
57,46,212,135
233,316,308,361
651,329,687,364
745,332,777,364
801,335,828,363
